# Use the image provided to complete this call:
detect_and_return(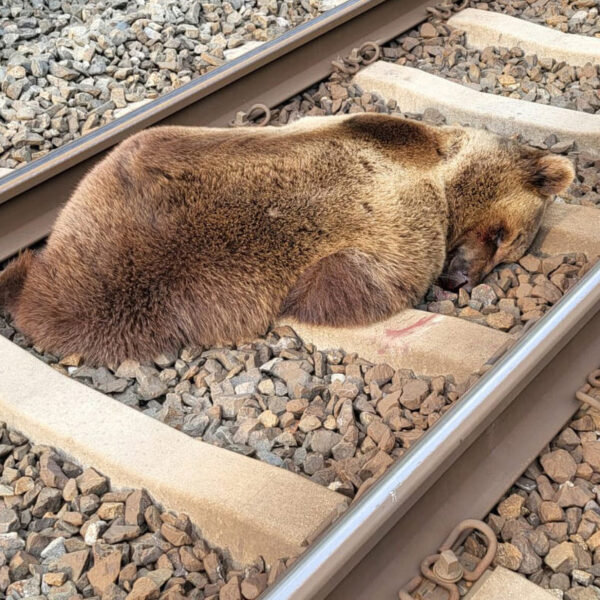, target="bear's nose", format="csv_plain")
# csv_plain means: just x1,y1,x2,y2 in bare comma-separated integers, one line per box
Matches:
439,252,470,291
438,271,469,291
